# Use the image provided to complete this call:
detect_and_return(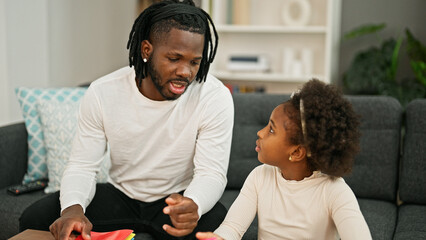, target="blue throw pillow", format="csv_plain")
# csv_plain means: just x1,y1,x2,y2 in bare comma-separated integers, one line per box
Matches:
37,99,110,193
15,87,87,183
